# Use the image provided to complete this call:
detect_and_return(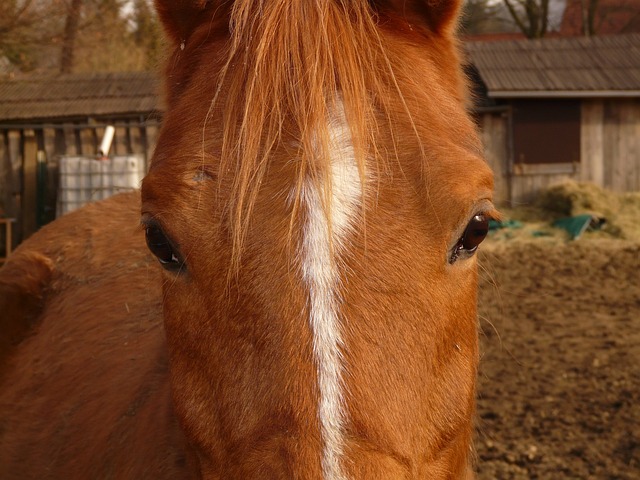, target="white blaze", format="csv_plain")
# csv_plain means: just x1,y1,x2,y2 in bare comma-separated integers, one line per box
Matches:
301,101,361,480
